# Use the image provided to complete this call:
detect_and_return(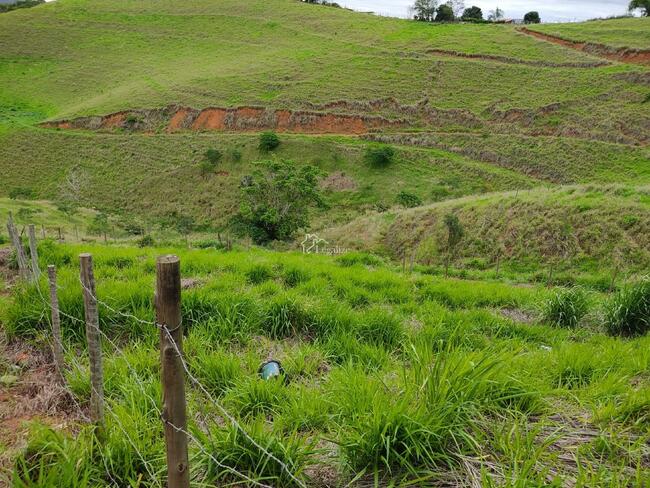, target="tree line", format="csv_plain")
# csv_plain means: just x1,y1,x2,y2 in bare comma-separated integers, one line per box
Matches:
411,1,541,23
